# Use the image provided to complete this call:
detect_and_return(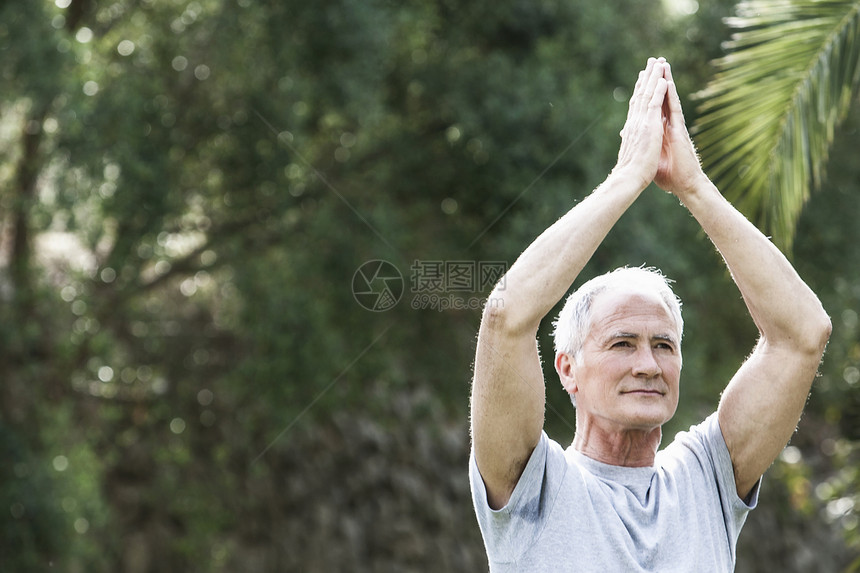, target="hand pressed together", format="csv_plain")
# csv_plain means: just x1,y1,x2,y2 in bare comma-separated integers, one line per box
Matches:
615,57,707,199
